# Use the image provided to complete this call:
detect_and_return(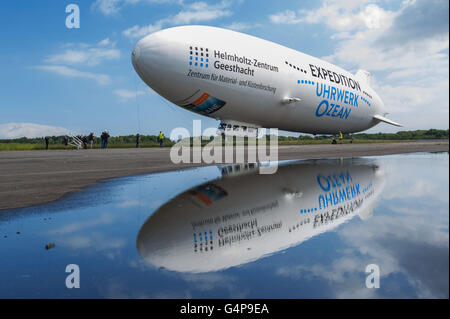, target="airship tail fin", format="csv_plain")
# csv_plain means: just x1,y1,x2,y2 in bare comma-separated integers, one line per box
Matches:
373,114,403,127
355,69,371,86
